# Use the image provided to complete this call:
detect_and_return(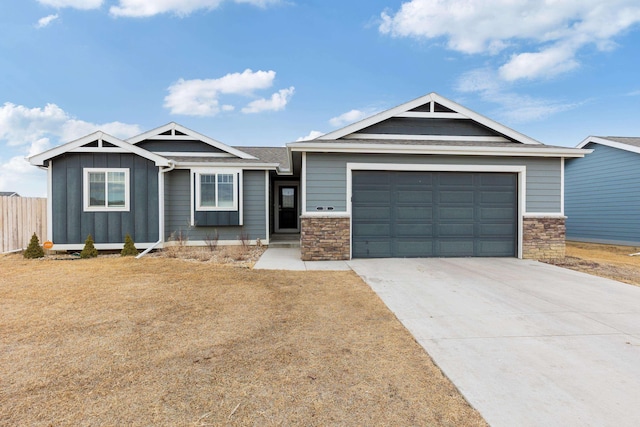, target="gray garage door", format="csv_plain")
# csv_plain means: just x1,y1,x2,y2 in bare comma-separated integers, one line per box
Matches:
352,171,517,258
